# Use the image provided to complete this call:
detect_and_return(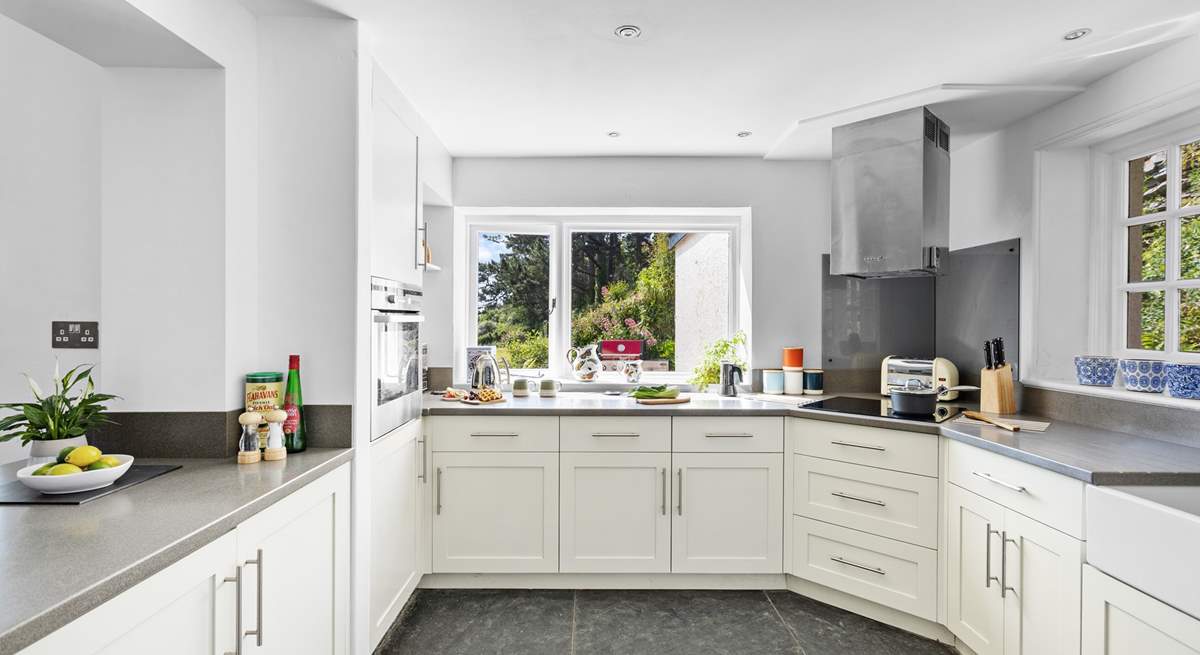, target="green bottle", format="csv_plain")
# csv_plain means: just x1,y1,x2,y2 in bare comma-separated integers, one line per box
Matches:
282,355,307,452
